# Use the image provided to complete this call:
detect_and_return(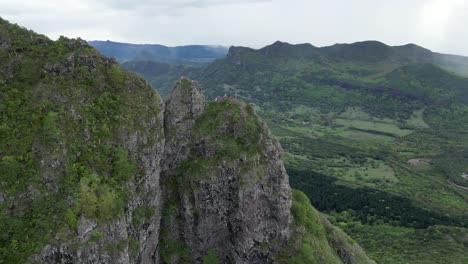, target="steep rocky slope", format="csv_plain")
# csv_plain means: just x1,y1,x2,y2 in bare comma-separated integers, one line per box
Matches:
0,18,373,263
160,80,292,263
0,17,165,263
